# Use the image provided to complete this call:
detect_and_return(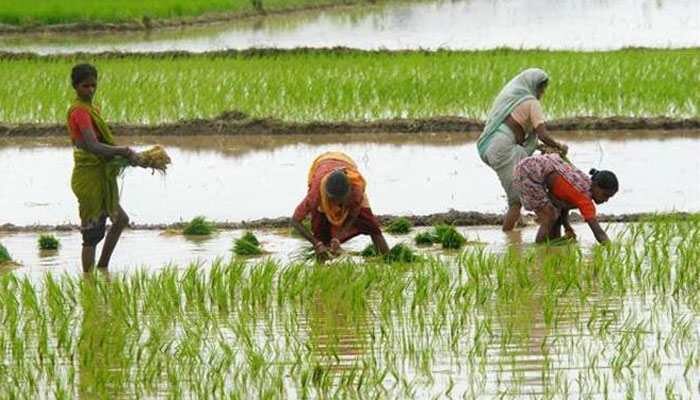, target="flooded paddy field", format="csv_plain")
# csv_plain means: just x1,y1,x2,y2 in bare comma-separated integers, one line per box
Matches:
1,216,699,398
1,131,698,227
1,0,698,53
